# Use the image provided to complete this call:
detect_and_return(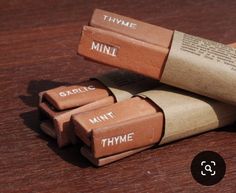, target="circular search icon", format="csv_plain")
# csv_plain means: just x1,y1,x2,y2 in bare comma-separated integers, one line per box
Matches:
191,151,226,186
